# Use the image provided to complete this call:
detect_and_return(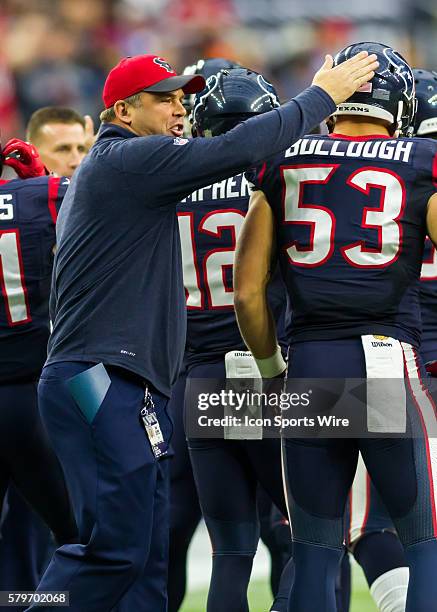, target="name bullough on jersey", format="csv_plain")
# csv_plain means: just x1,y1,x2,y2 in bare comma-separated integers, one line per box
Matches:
285,137,413,163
